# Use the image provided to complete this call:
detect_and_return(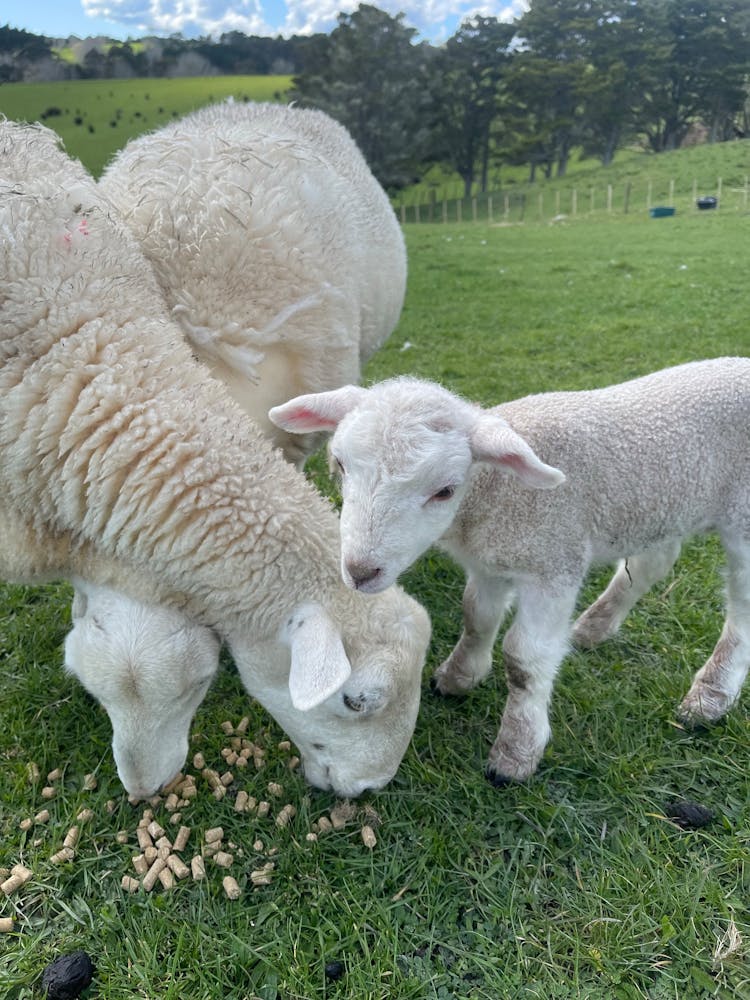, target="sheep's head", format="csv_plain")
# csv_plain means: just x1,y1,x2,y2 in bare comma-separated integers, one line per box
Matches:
270,378,565,594
229,585,431,798
64,581,220,799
